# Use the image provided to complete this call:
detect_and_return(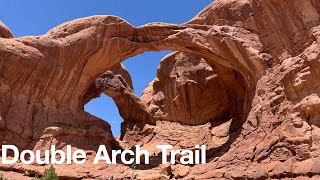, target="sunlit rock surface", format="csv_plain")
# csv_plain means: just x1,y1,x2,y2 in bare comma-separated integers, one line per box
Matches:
1,0,320,179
